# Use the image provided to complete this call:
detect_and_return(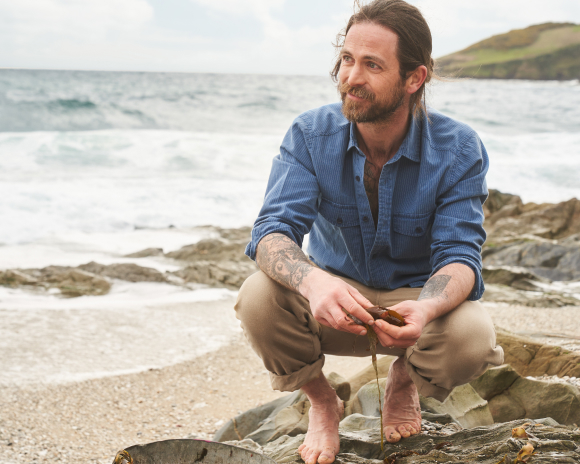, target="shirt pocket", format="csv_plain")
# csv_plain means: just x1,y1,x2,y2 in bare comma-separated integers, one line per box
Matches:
391,211,433,259
318,197,360,228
